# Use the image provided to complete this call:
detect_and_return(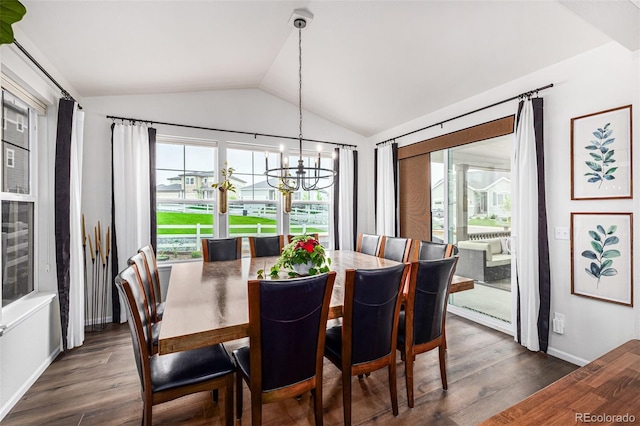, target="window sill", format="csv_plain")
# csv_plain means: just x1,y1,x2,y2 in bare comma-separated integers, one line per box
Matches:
1,292,57,334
